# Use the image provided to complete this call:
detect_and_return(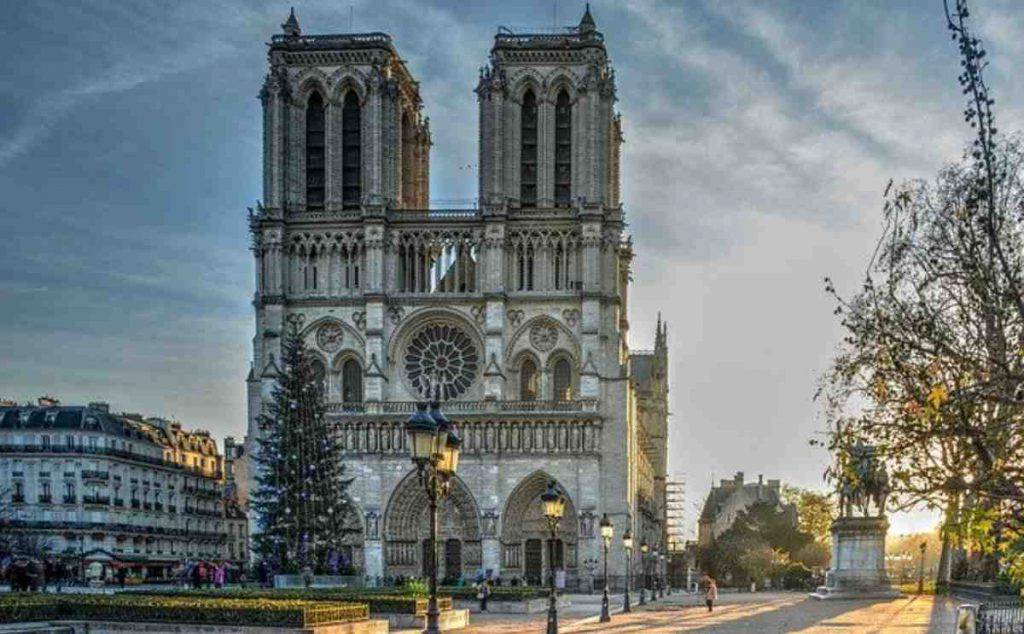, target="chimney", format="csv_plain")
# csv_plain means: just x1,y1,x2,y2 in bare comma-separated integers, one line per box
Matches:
88,401,110,413
734,472,744,485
